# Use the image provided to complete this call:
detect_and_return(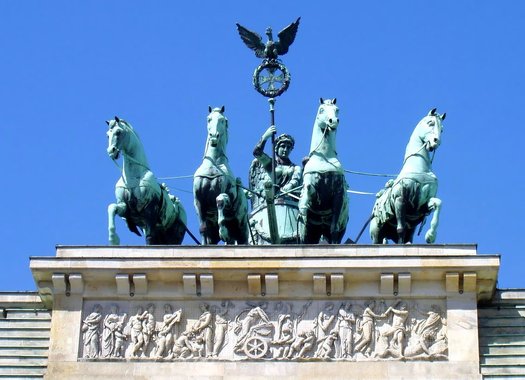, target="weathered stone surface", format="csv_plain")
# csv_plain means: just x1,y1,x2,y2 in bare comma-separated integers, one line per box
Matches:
479,290,525,379
0,293,51,379
29,244,498,379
